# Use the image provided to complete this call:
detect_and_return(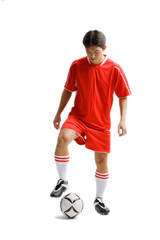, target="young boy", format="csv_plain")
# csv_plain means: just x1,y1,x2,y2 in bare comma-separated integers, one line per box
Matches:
50,30,131,215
